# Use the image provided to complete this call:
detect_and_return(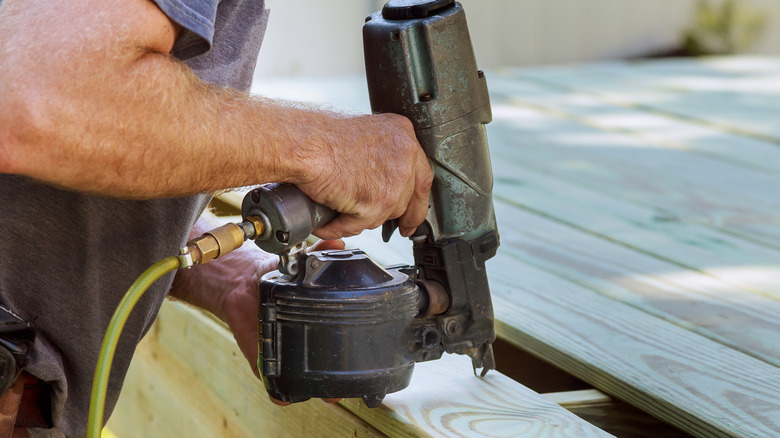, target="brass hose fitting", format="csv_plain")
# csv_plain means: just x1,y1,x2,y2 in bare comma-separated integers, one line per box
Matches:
184,218,265,266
